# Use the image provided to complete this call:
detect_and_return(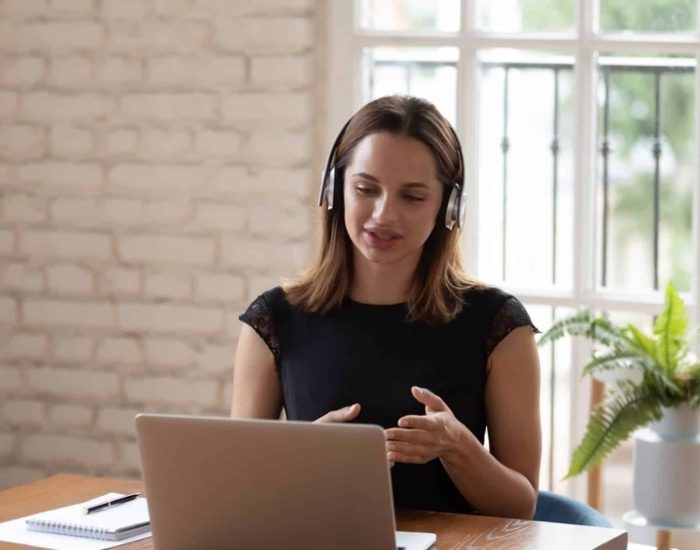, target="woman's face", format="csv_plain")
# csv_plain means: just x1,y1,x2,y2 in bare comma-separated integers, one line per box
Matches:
343,132,443,270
